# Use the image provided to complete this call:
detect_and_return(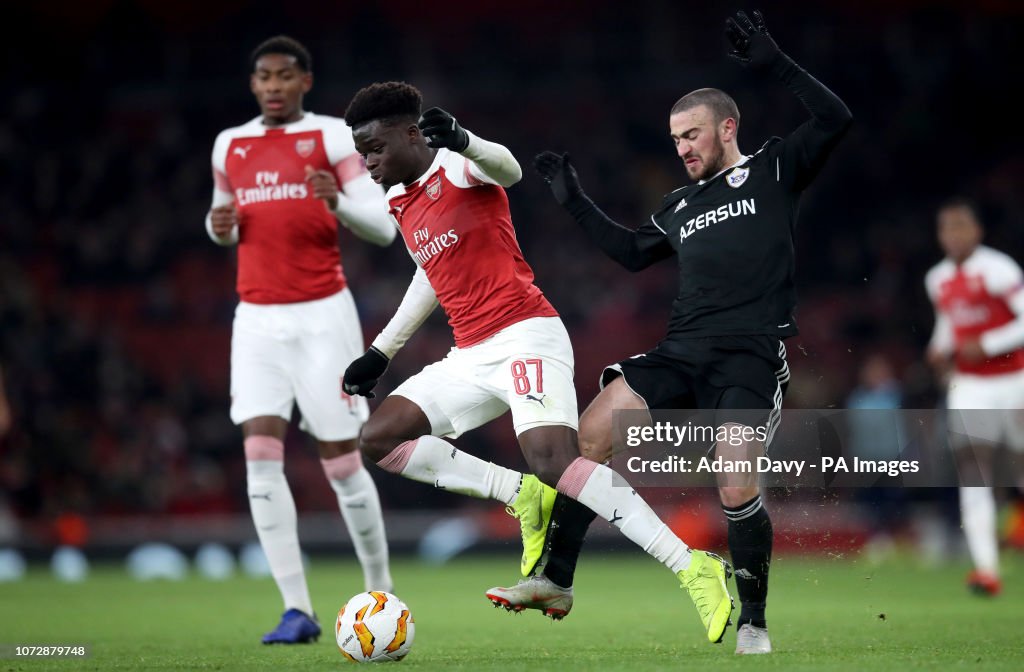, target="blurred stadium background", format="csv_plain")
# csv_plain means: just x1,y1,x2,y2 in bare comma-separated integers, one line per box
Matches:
2,0,1023,576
